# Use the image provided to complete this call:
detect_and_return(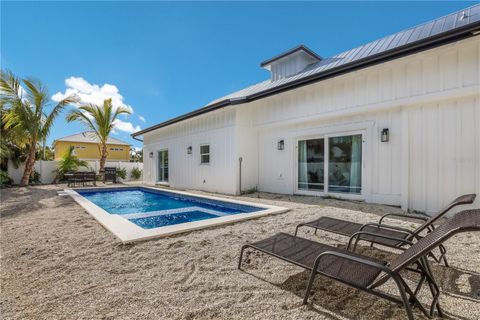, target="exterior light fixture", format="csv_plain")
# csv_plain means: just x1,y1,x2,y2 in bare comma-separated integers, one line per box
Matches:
187,146,192,154
149,152,154,158
277,139,285,150
381,128,389,142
